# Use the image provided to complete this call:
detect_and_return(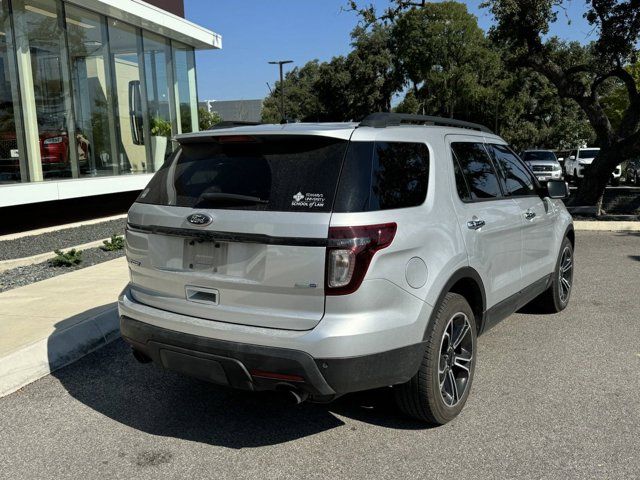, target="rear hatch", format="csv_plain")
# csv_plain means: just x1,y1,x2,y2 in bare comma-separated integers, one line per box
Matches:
126,131,353,330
